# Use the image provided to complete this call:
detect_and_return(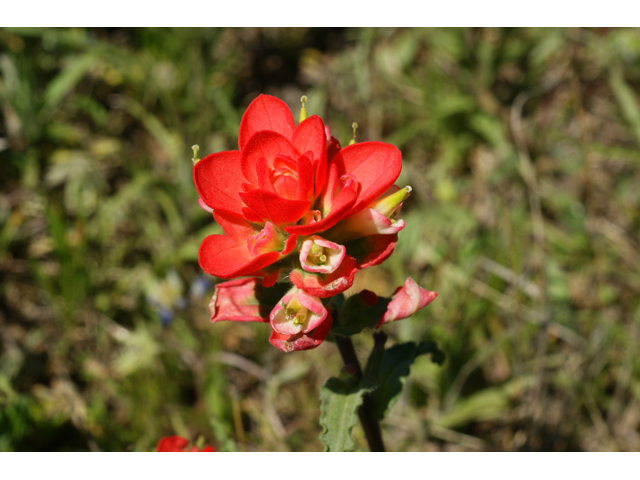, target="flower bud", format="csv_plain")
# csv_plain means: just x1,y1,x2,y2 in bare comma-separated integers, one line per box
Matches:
376,277,437,328
328,185,411,243
371,185,412,220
